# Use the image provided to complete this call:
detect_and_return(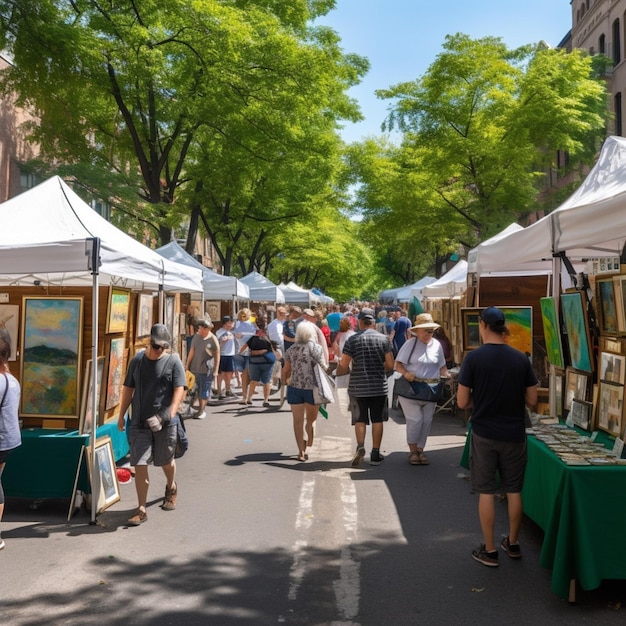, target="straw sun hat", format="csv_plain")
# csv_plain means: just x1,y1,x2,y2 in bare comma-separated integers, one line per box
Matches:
409,313,440,334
